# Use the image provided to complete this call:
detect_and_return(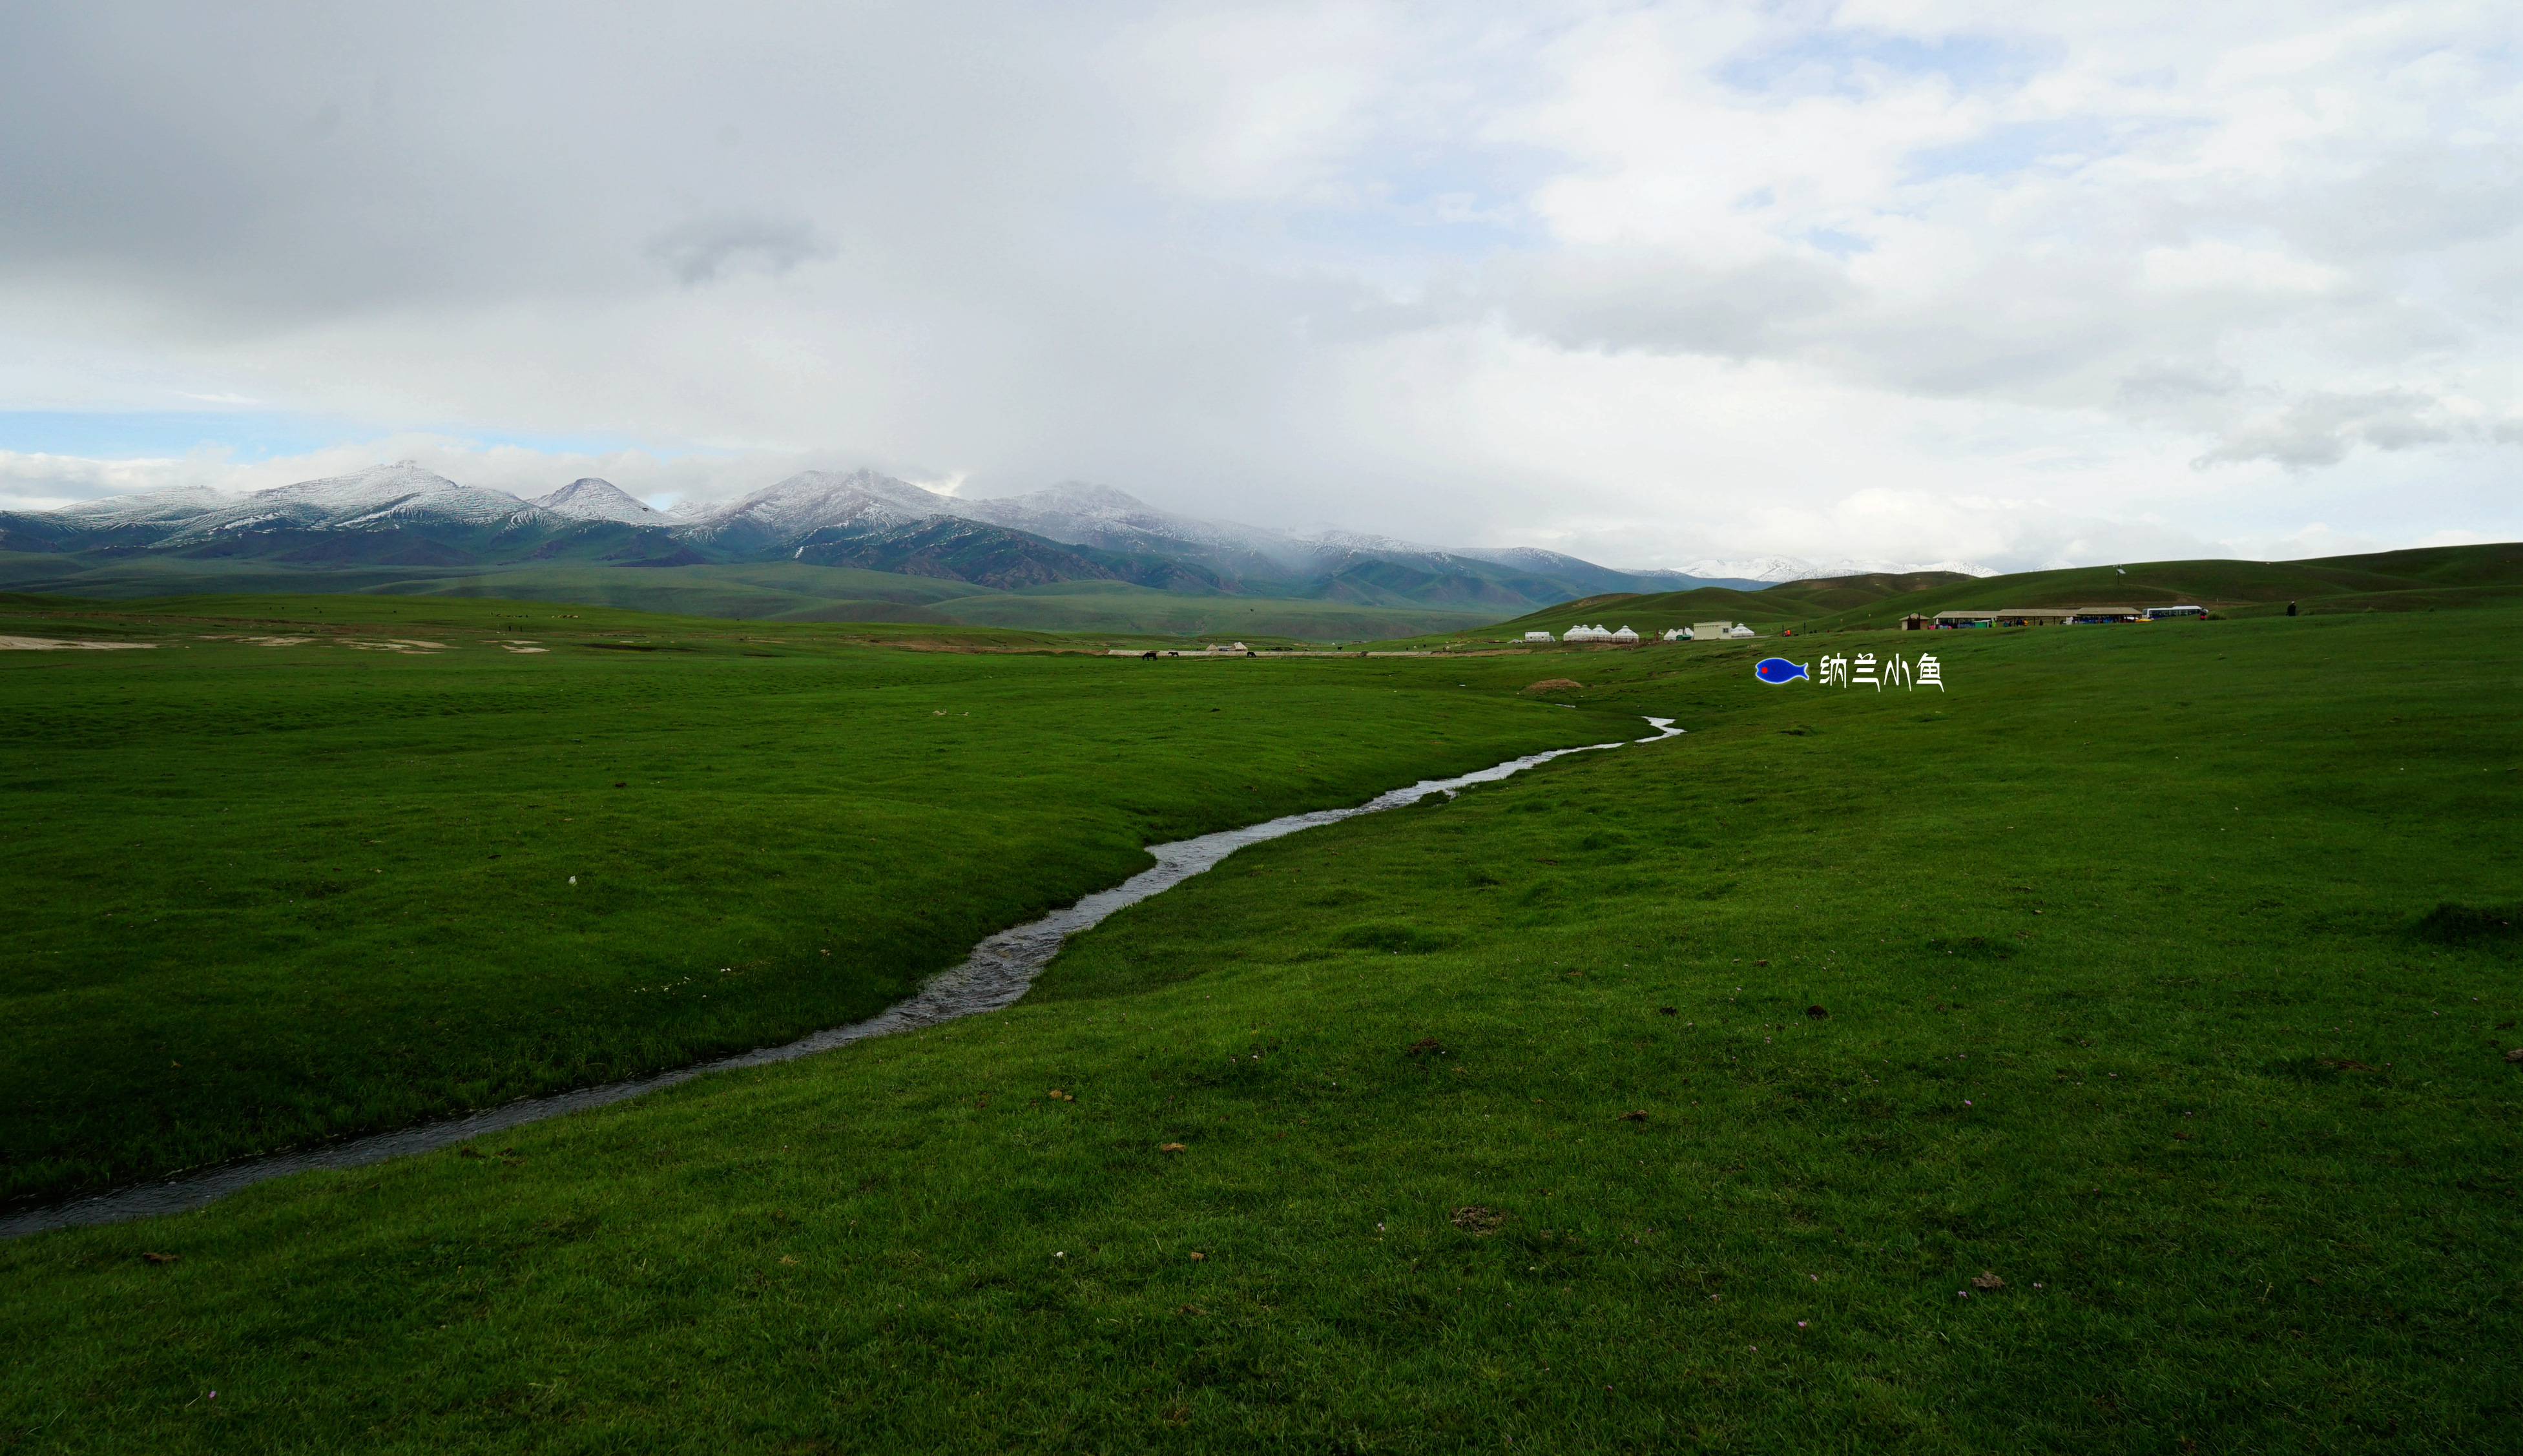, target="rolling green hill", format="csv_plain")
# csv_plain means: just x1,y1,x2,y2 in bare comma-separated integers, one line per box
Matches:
1376,545,2523,647
0,592,1611,1204
0,553,1499,641
1389,572,1973,645
1796,542,2523,629
920,583,1497,640
3,598,2516,1450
